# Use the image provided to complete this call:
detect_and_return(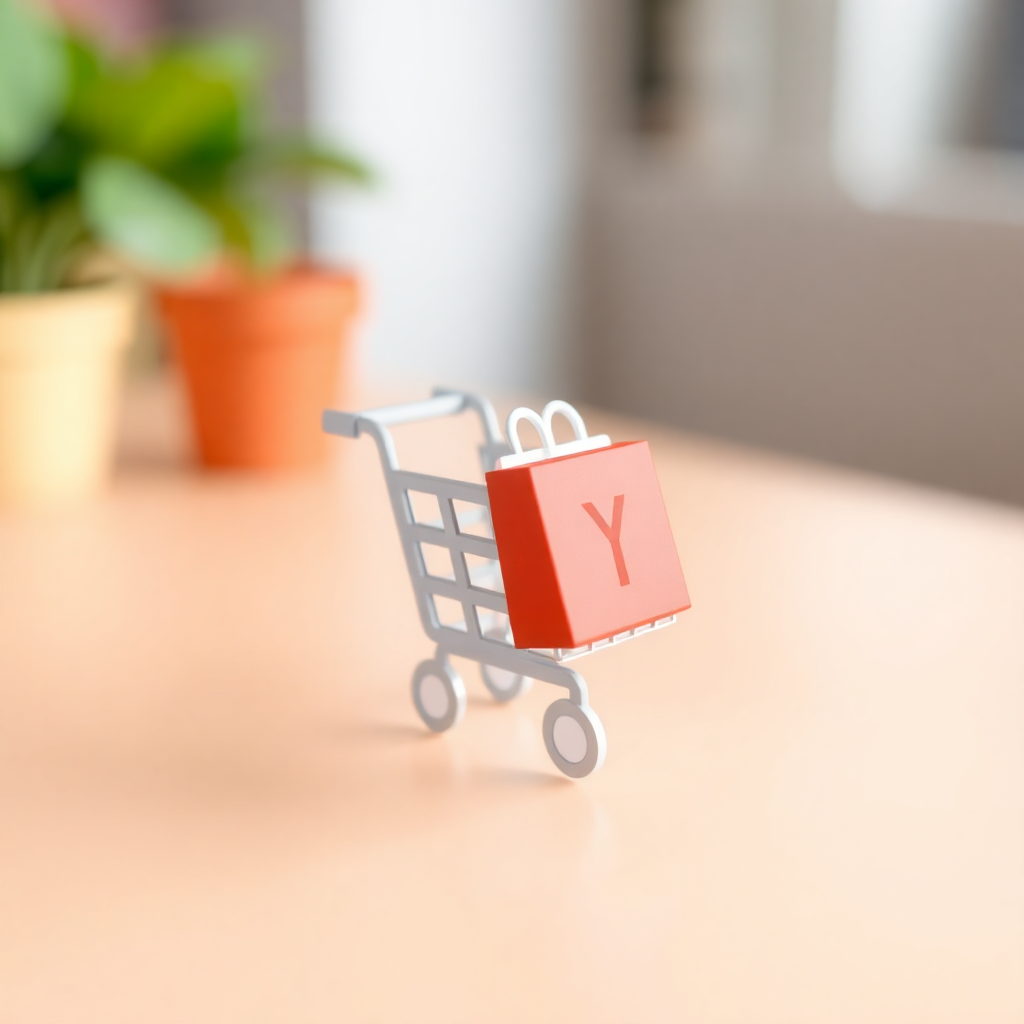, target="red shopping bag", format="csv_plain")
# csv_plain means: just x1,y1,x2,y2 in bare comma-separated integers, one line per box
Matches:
486,403,690,650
